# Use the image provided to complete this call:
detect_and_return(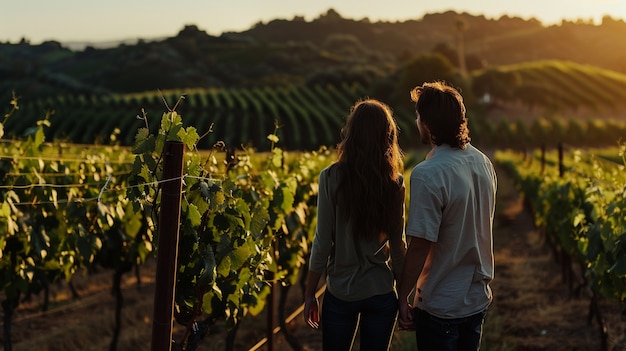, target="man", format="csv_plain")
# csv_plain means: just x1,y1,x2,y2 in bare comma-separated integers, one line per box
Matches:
397,81,497,351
